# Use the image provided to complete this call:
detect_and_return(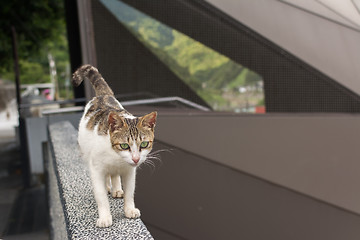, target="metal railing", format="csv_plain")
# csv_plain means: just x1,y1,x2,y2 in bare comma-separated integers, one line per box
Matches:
41,96,210,115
